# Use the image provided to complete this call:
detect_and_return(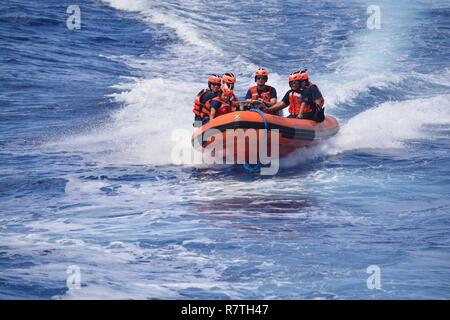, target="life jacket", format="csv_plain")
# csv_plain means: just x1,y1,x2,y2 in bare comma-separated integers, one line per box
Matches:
193,89,216,119
206,97,232,118
249,85,274,104
288,91,309,116
288,83,323,117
